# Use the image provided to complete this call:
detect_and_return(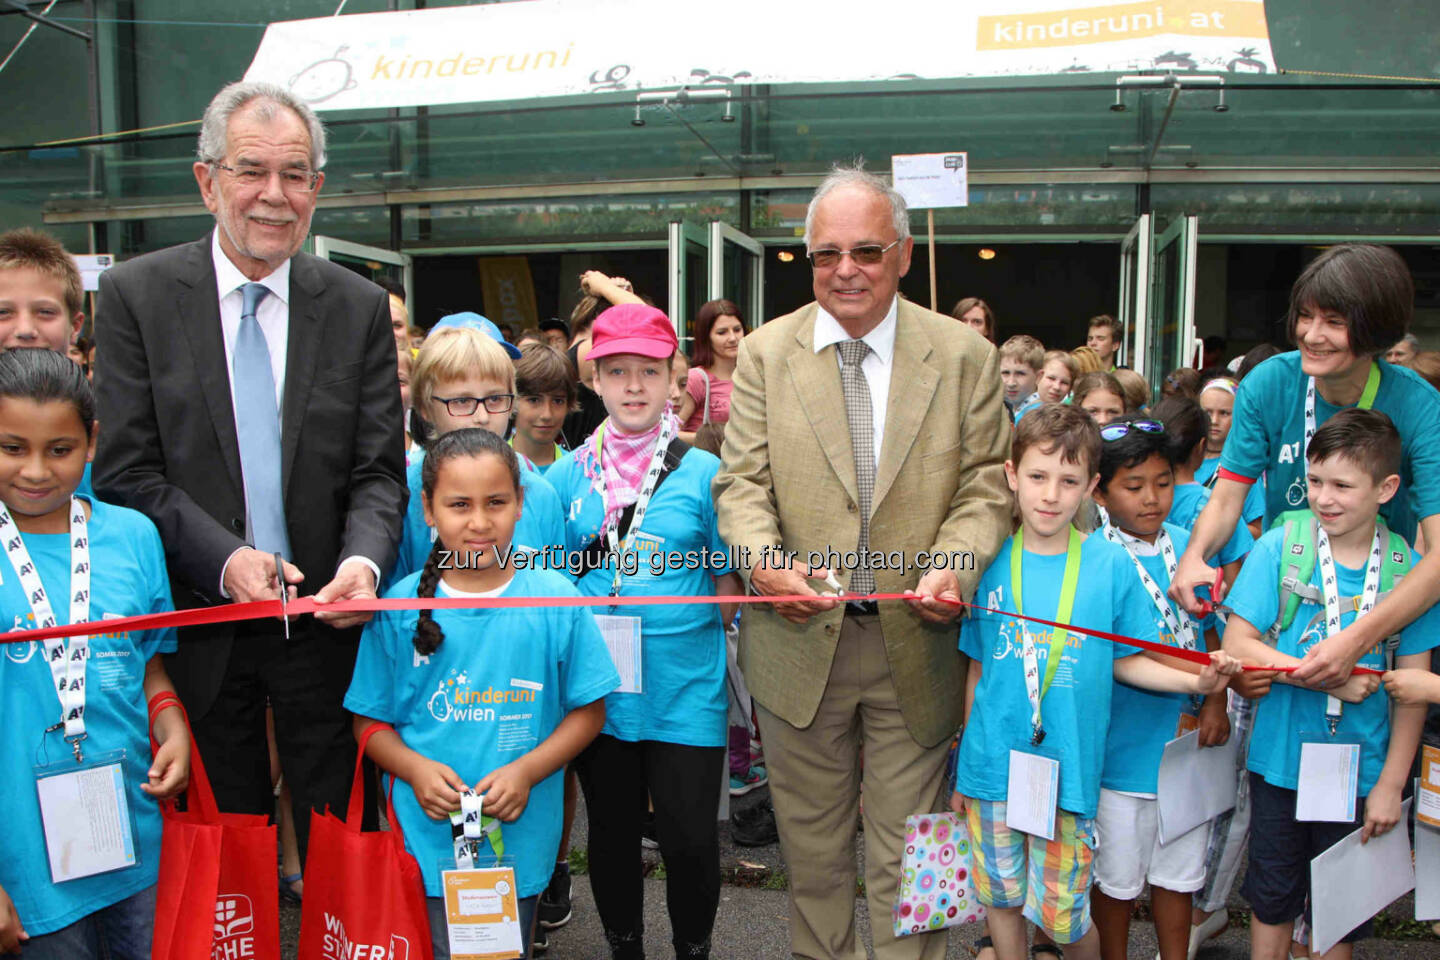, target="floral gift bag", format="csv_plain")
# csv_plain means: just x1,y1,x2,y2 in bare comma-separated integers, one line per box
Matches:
893,811,986,938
